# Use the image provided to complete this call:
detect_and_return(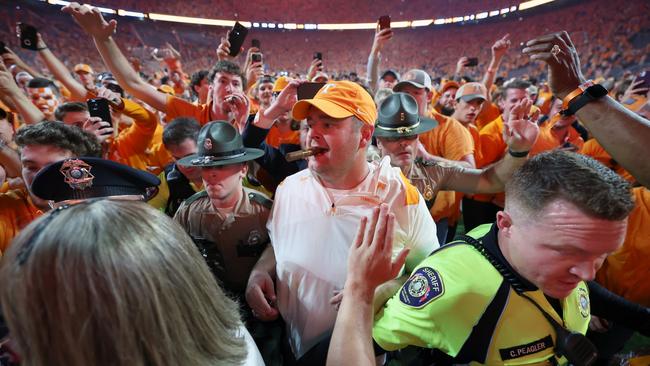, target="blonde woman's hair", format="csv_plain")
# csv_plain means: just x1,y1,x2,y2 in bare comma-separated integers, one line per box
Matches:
0,200,247,366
